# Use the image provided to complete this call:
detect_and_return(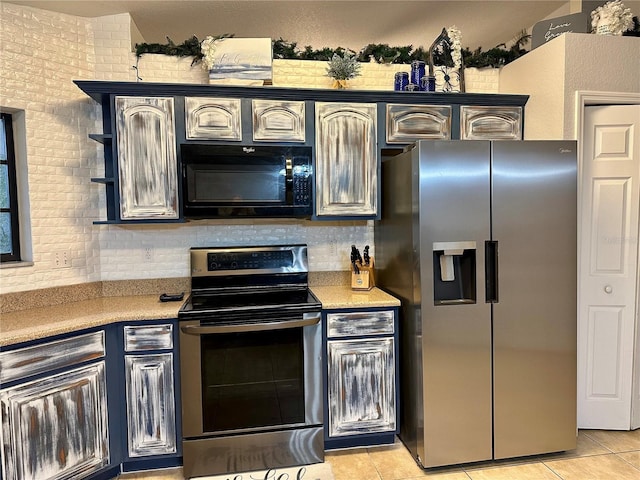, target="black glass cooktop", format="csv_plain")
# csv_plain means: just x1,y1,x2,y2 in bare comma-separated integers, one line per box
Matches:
178,288,320,319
